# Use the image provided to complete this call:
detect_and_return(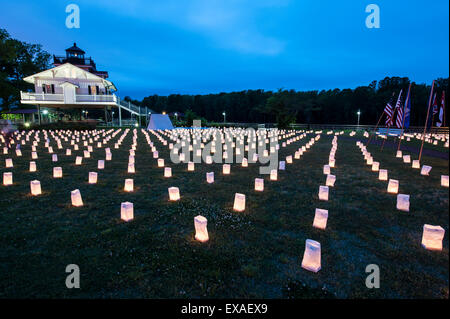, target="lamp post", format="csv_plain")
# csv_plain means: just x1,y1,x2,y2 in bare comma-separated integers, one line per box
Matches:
357,110,361,126
42,109,48,123
112,111,115,126
222,111,226,123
